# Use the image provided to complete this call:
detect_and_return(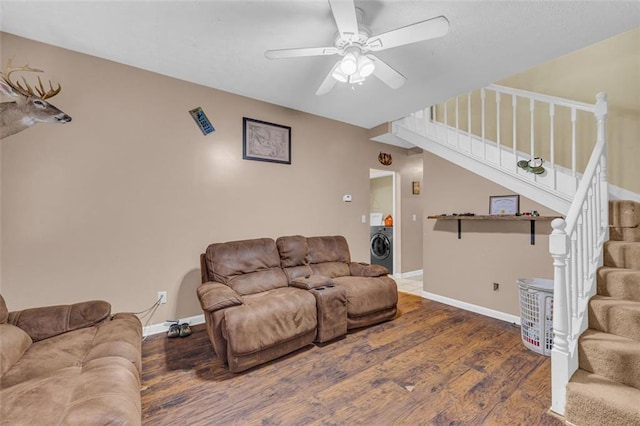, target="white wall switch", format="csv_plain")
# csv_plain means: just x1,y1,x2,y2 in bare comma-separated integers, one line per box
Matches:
412,214,417,221
361,215,367,224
